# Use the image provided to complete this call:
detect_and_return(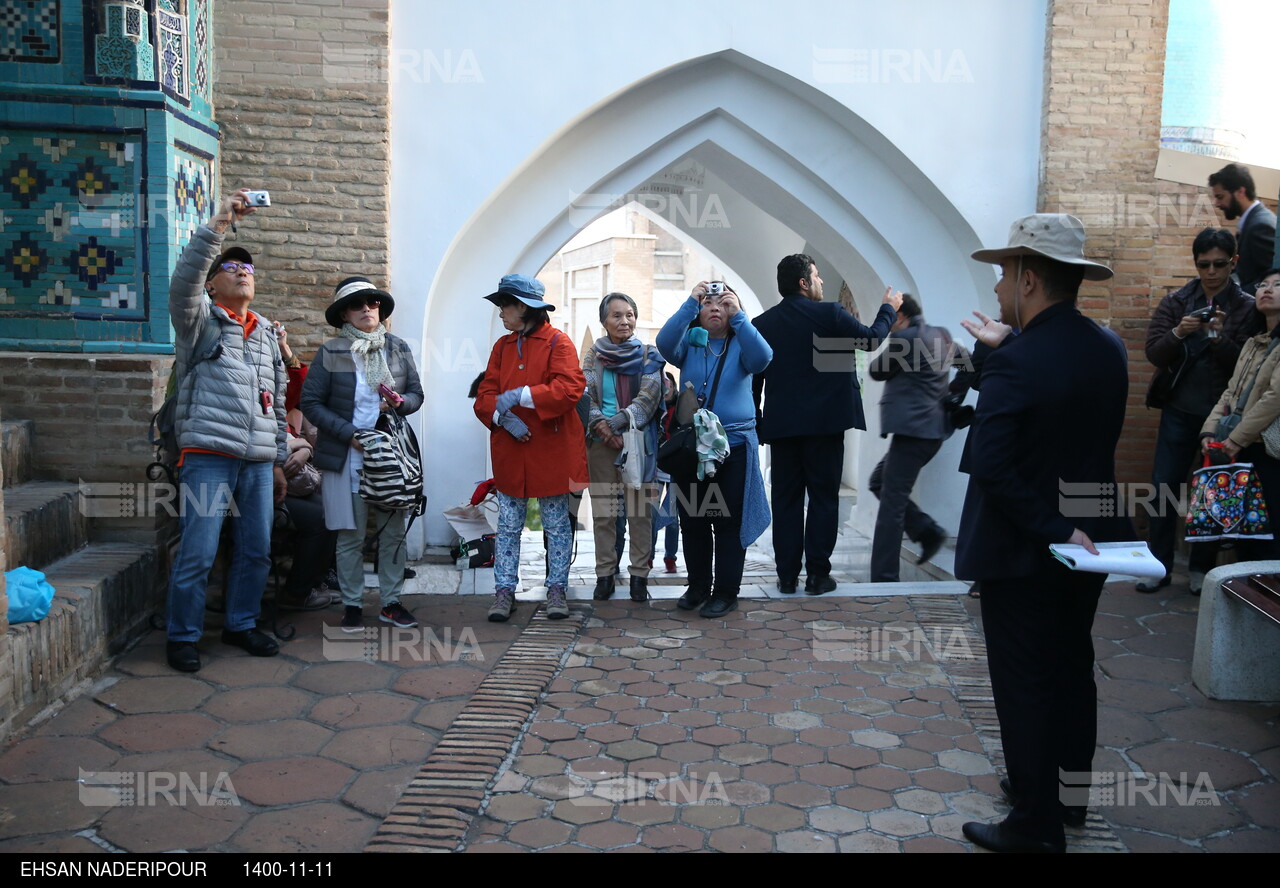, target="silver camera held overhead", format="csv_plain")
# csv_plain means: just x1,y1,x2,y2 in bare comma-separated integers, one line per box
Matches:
244,190,271,207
